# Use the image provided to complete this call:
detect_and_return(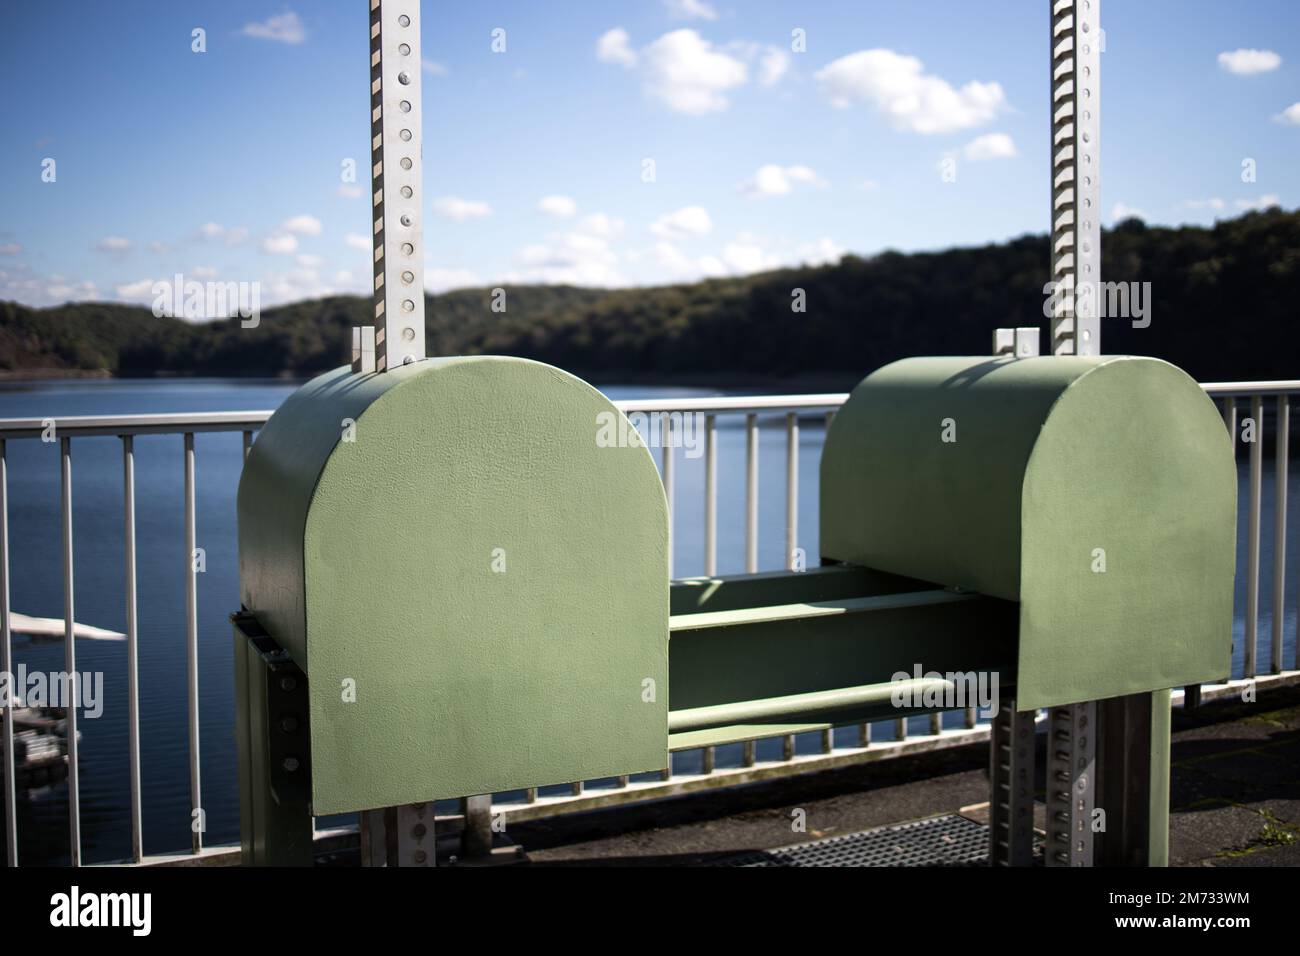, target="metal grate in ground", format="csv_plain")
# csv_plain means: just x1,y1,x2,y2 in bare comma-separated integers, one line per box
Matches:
709,813,996,867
